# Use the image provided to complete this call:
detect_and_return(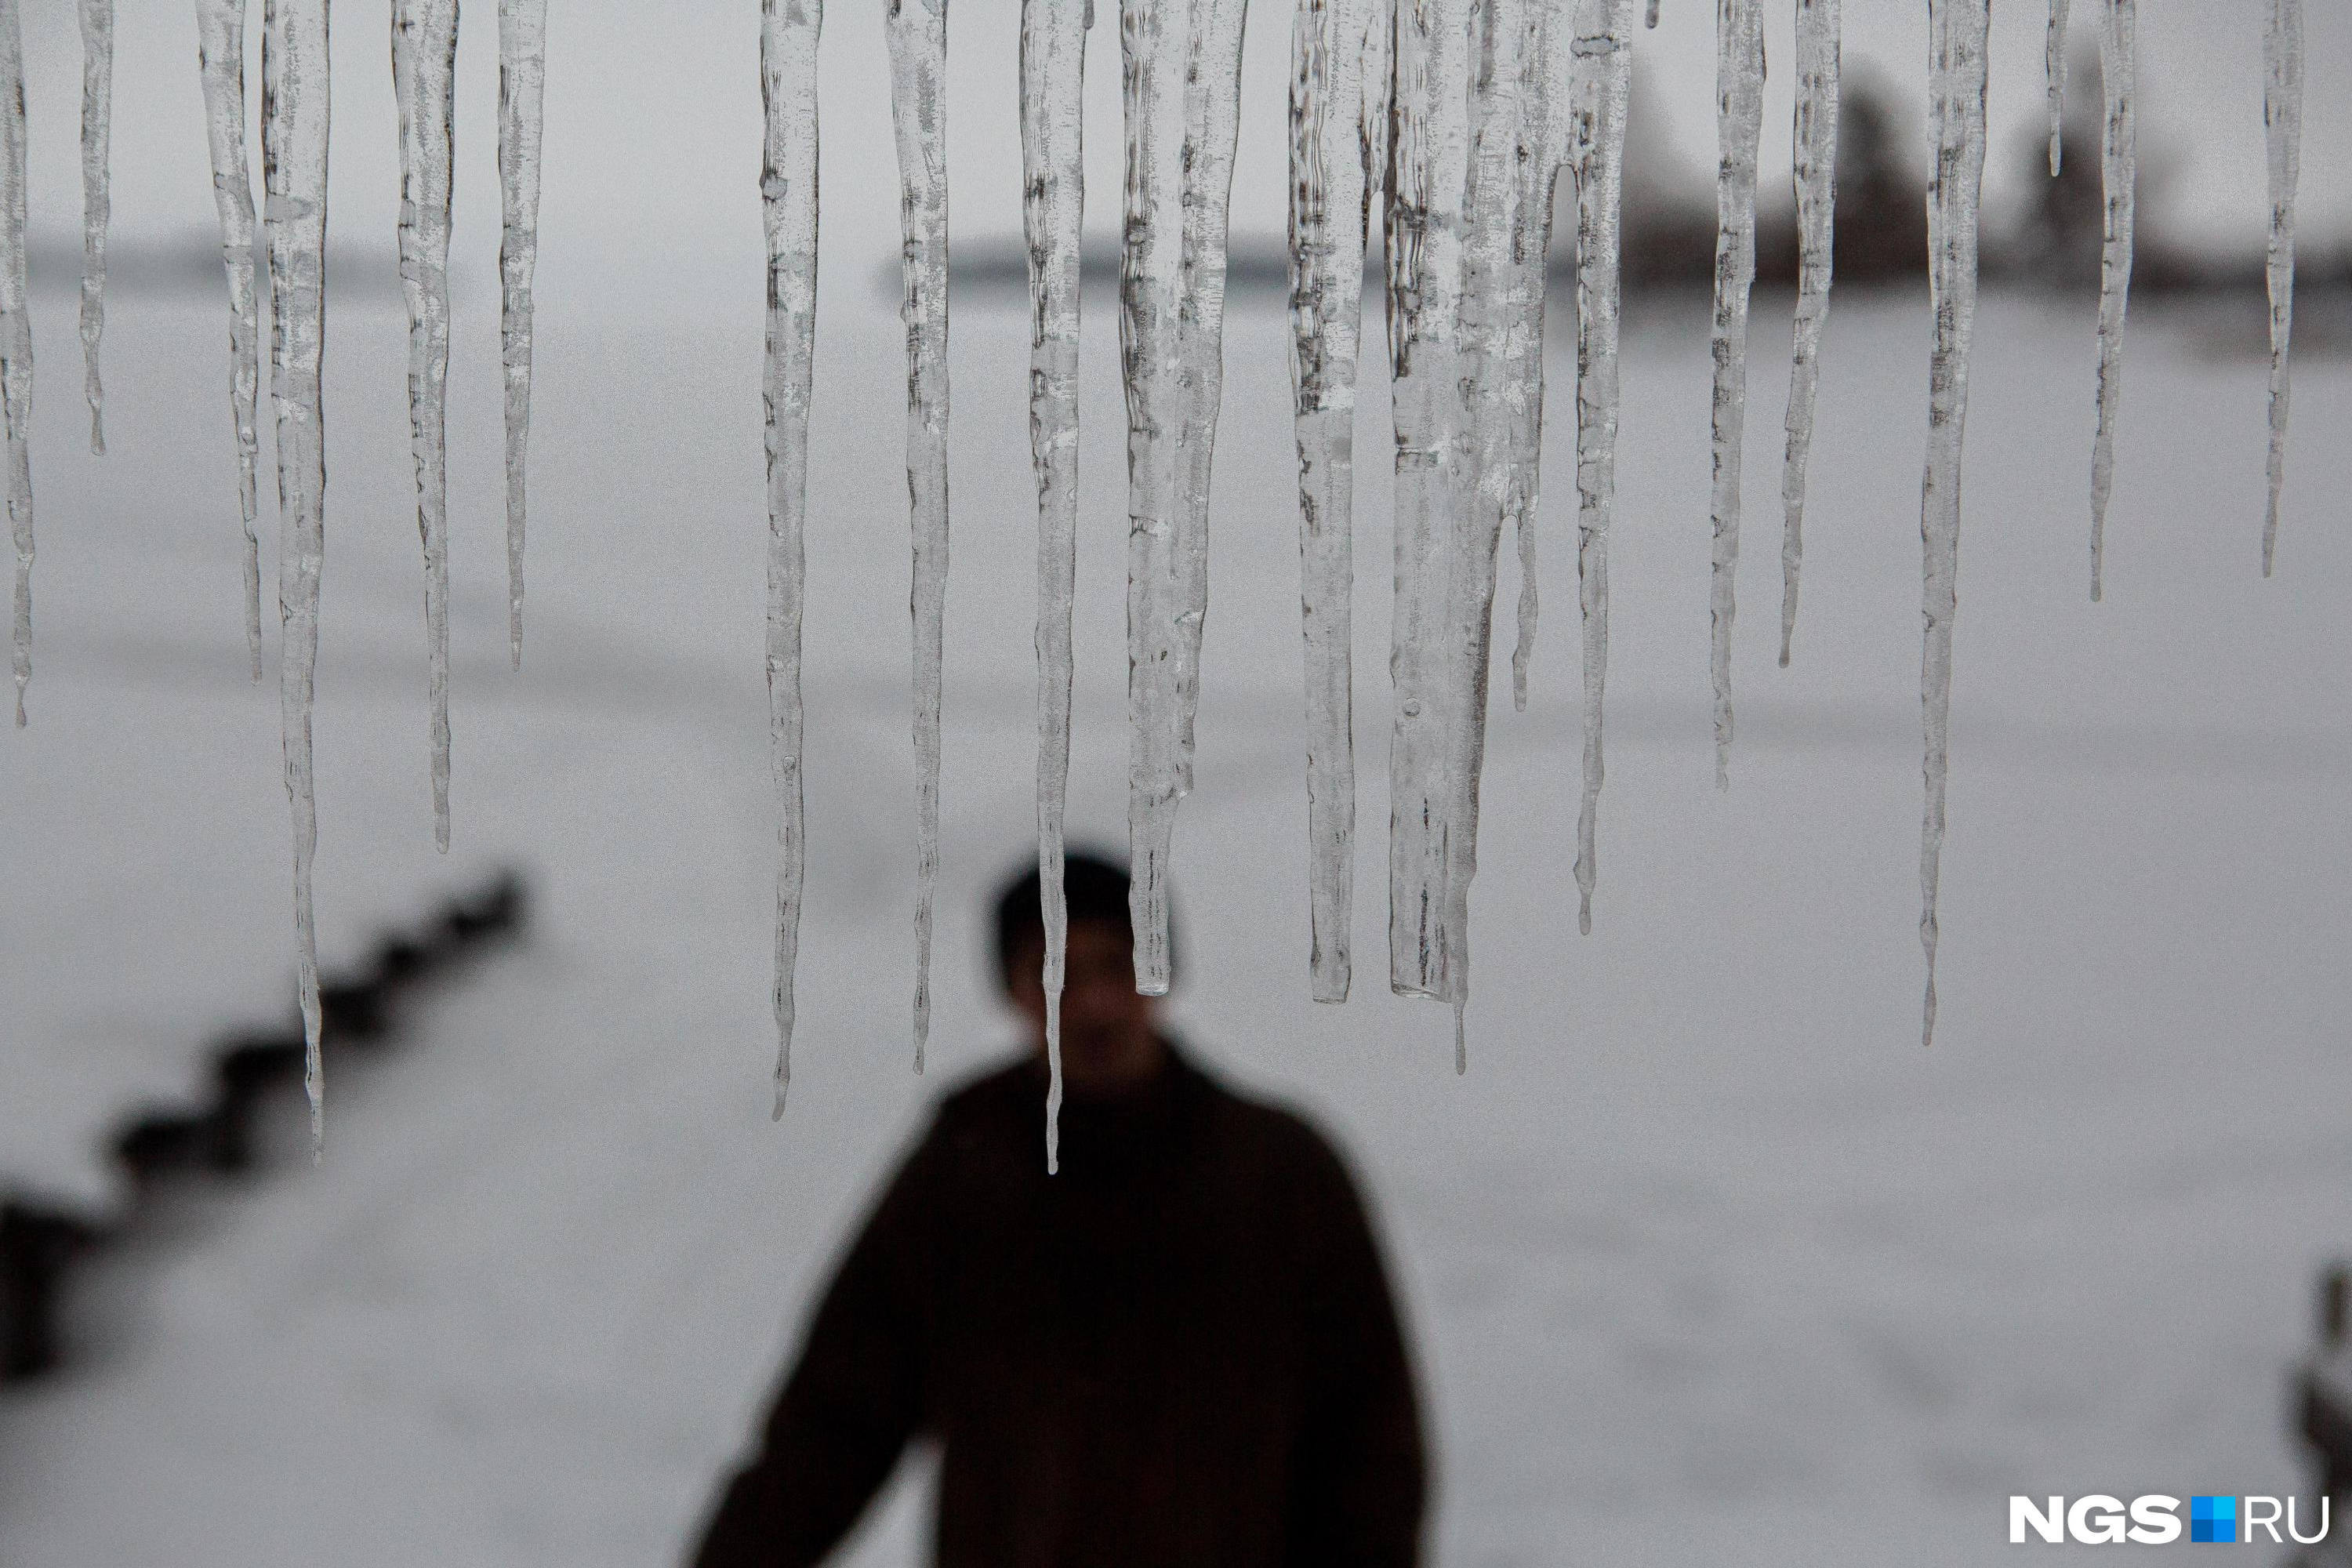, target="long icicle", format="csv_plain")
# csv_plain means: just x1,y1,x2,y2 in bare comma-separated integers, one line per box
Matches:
1504,0,1559,713
1383,0,1475,1006
2085,0,2132,604
1918,0,1987,1049
761,0,819,1117
1570,0,1632,936
1705,0,1762,789
1777,0,1837,668
2261,0,2300,576
263,0,331,1149
1287,0,1385,1002
197,0,264,682
884,0,950,1074
78,0,111,455
1022,0,1084,1170
497,0,546,665
2,0,28,731
1120,0,1185,996
2045,0,2068,175
1120,0,1245,997
393,0,459,854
